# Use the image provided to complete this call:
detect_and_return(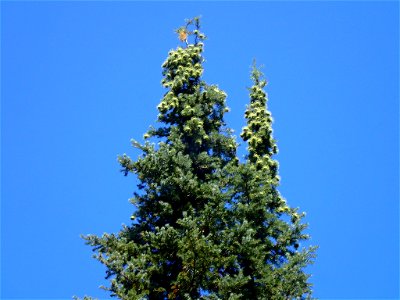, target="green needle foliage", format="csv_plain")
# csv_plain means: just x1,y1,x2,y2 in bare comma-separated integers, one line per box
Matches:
78,17,316,300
